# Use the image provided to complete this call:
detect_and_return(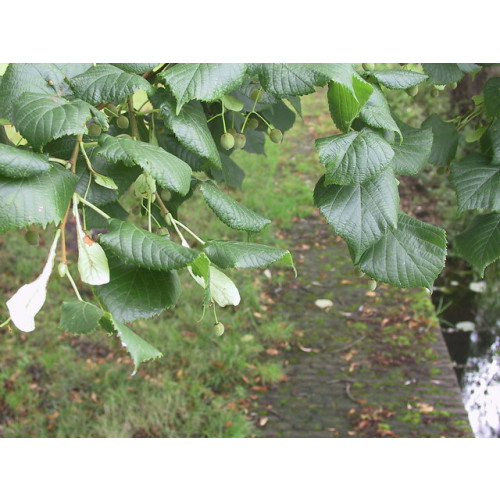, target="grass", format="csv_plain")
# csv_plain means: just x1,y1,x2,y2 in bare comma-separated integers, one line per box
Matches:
0,89,329,438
